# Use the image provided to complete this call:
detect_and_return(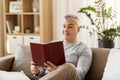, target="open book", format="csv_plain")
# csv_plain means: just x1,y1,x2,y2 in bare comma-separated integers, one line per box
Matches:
30,41,65,66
